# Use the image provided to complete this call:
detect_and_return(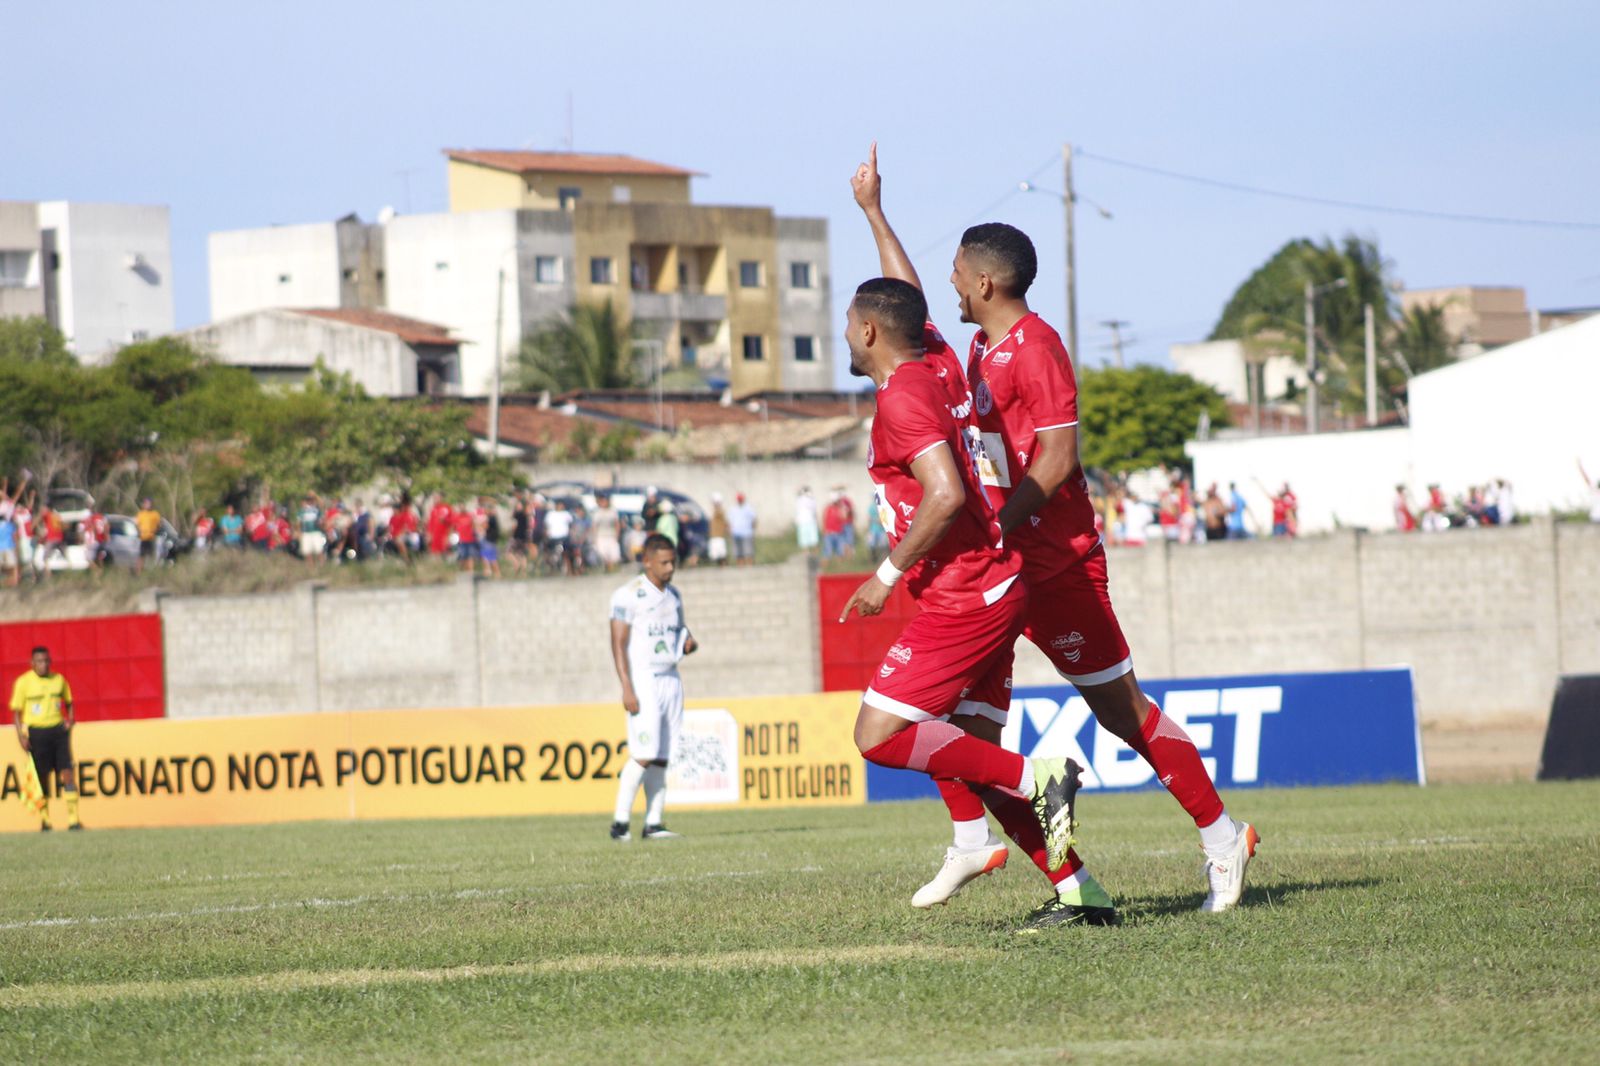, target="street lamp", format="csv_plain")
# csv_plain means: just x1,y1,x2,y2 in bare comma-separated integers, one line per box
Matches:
1303,277,1348,435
